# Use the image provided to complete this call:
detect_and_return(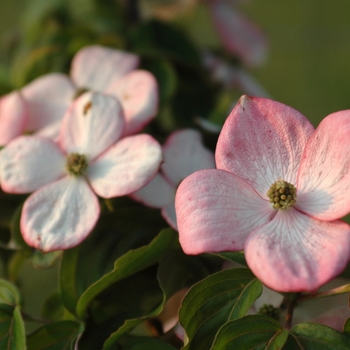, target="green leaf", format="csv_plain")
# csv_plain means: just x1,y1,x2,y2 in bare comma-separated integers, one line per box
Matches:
76,228,177,319
0,304,26,350
343,317,350,334
121,336,177,350
211,315,283,350
26,320,81,350
179,268,262,350
0,279,21,306
265,329,289,349
290,322,350,349
60,207,167,316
